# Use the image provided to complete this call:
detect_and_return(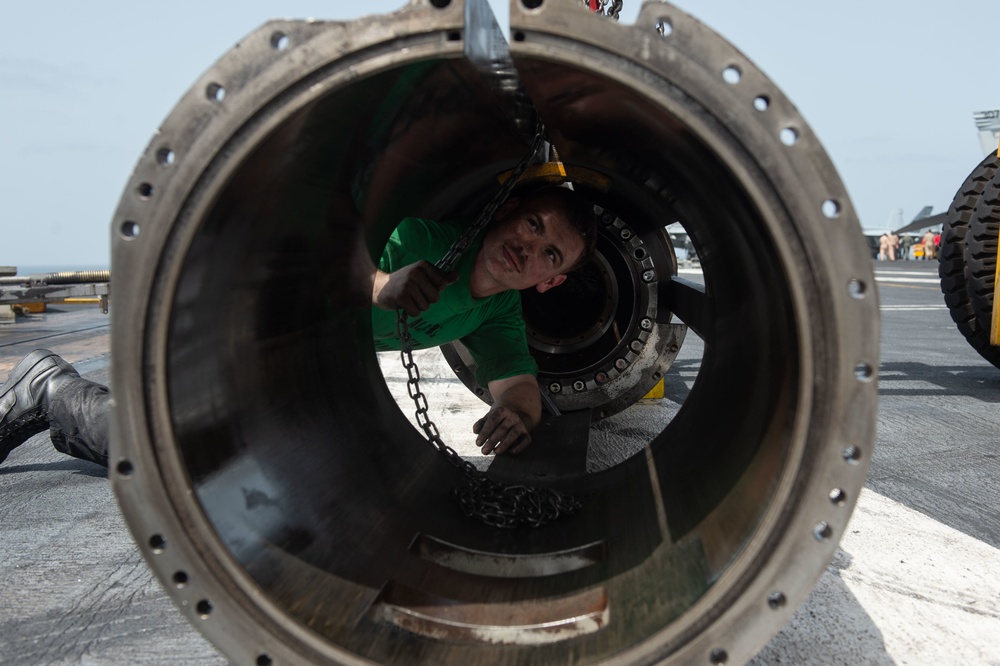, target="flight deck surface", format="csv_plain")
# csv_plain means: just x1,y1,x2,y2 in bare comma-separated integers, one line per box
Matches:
0,260,997,664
